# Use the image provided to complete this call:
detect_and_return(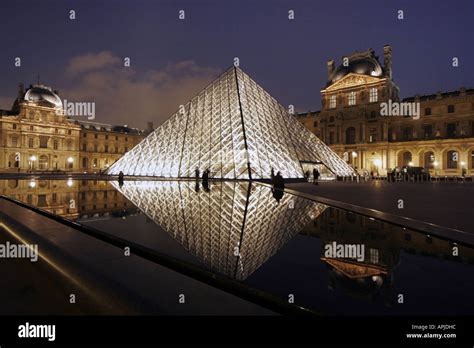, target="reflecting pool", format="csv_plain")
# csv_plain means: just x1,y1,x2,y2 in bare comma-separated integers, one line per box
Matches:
1,178,473,315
